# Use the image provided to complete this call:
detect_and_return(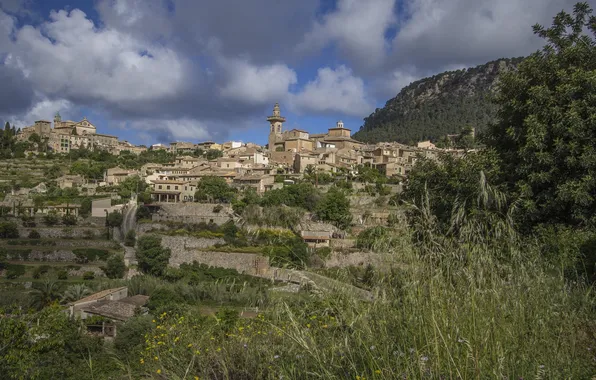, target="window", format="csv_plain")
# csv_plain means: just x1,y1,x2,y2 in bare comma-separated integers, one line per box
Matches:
167,185,170,190
175,186,178,190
